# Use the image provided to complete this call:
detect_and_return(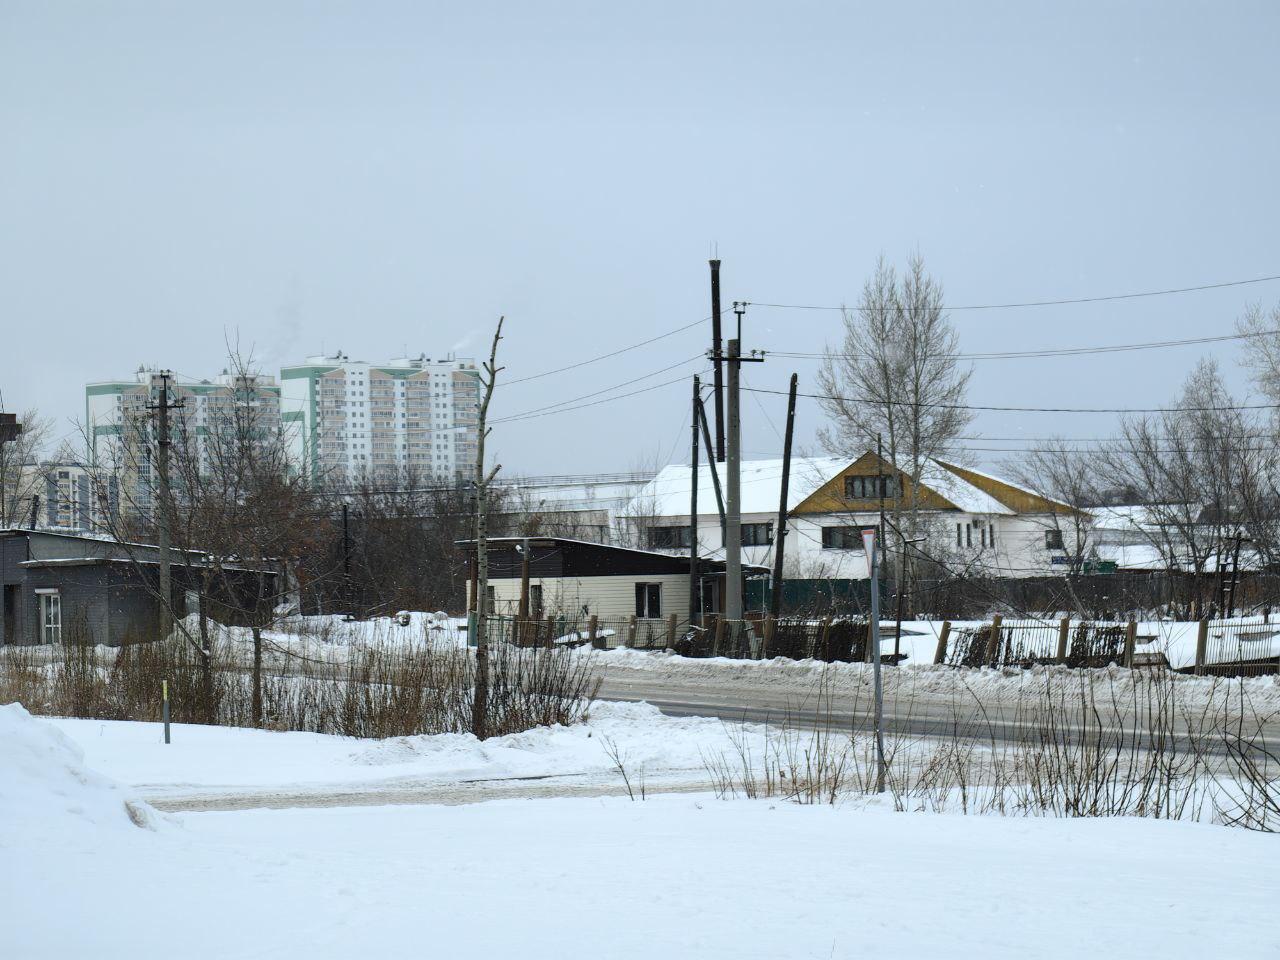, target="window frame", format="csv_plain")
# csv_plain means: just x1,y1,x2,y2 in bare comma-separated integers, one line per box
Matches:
740,521,774,546
635,582,662,618
1045,529,1065,551
821,526,864,550
648,525,691,550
